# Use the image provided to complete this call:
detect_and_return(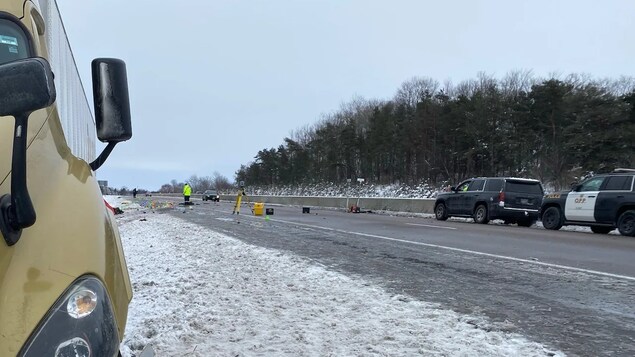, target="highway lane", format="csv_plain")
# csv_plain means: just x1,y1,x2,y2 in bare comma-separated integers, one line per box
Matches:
160,197,635,278
152,198,635,356
257,203,635,279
